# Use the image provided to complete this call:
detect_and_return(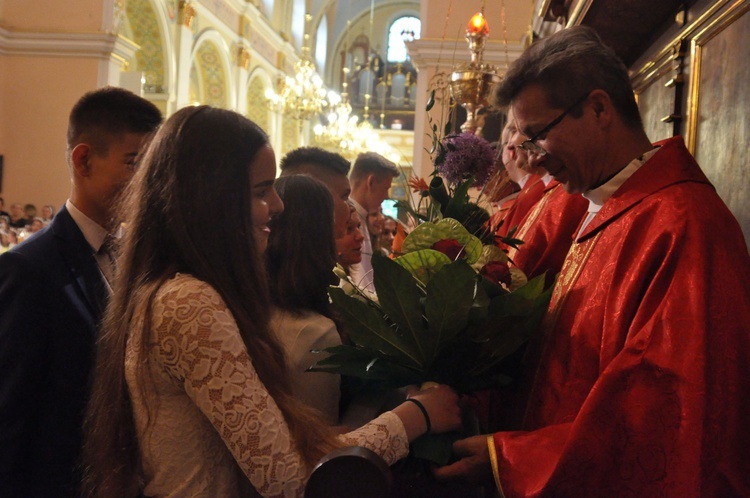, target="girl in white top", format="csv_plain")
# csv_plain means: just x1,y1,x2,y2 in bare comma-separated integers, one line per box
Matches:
83,106,461,498
266,175,343,425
